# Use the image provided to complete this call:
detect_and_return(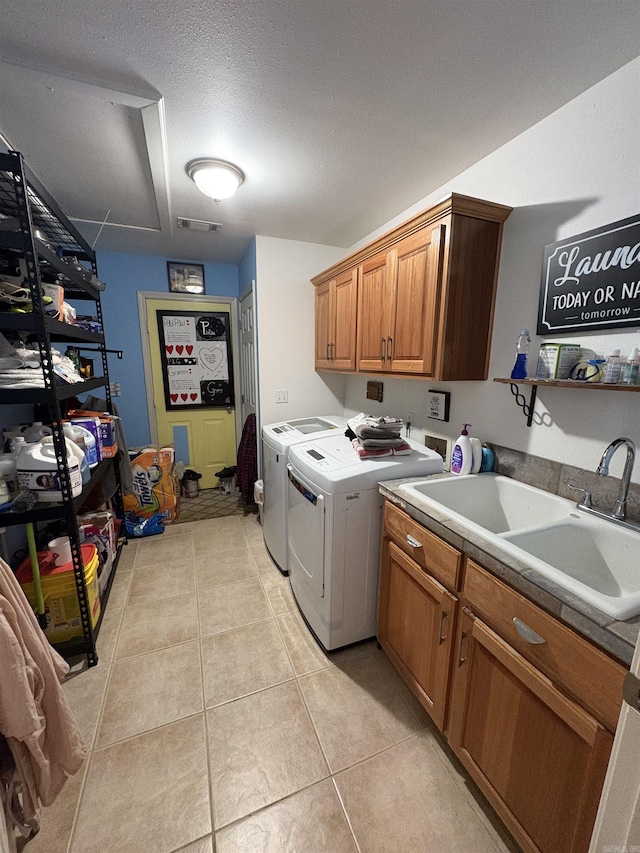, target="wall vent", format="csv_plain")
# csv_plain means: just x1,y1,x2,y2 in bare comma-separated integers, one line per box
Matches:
177,217,222,232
